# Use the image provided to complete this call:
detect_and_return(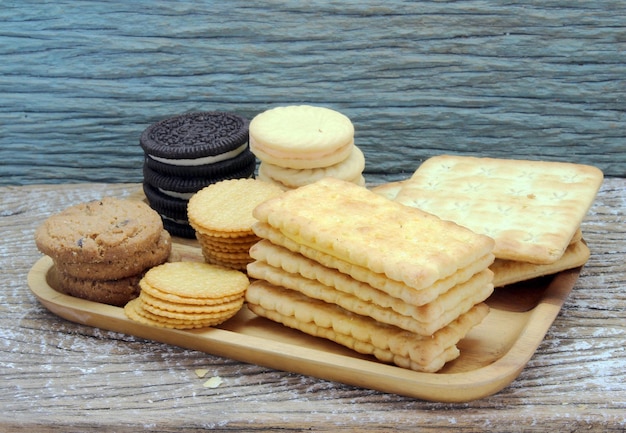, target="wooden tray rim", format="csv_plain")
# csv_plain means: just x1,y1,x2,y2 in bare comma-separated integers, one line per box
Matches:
27,254,580,402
